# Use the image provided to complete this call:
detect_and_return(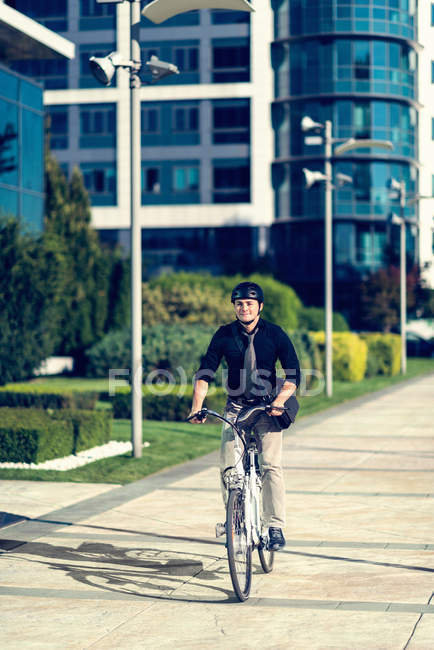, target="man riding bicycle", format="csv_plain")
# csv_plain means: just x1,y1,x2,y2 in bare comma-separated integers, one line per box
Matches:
188,281,300,551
